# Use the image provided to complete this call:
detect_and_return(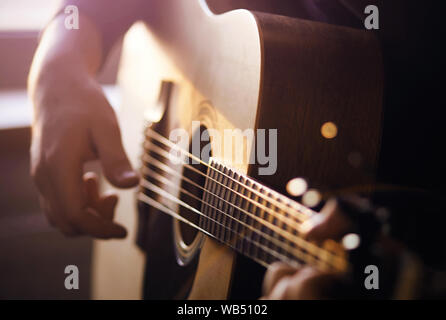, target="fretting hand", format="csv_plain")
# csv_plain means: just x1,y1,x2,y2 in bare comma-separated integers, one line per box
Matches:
261,199,353,299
